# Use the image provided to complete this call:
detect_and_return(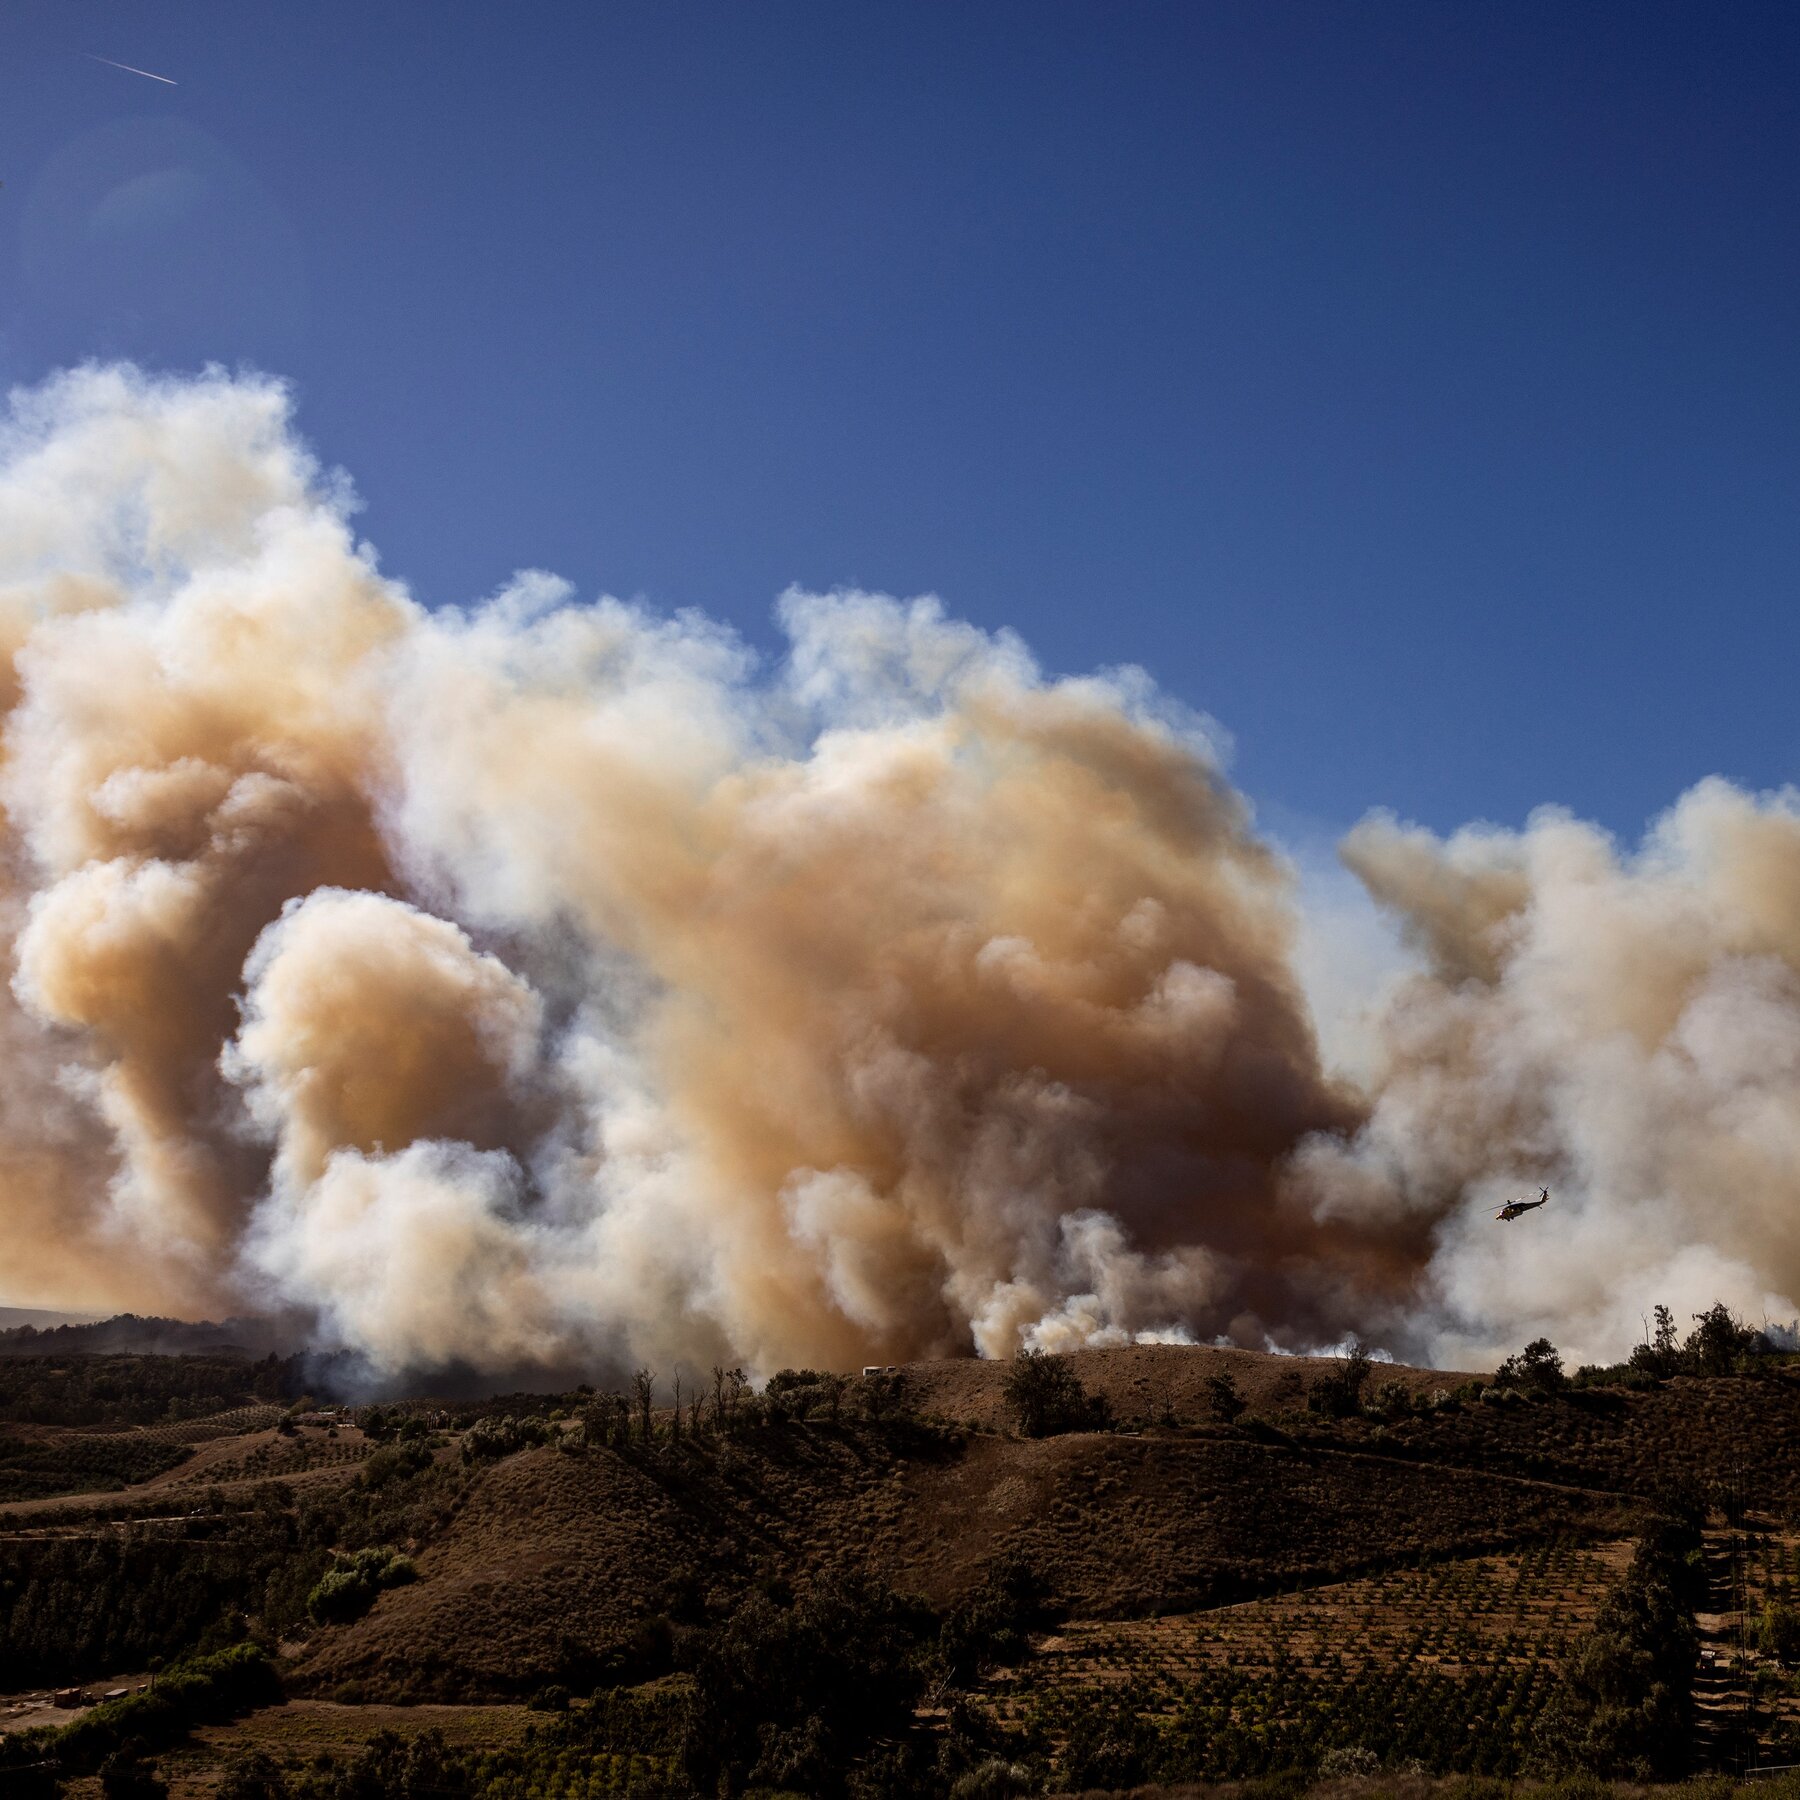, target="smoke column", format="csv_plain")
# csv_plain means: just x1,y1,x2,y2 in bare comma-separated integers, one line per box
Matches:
0,365,1795,1375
